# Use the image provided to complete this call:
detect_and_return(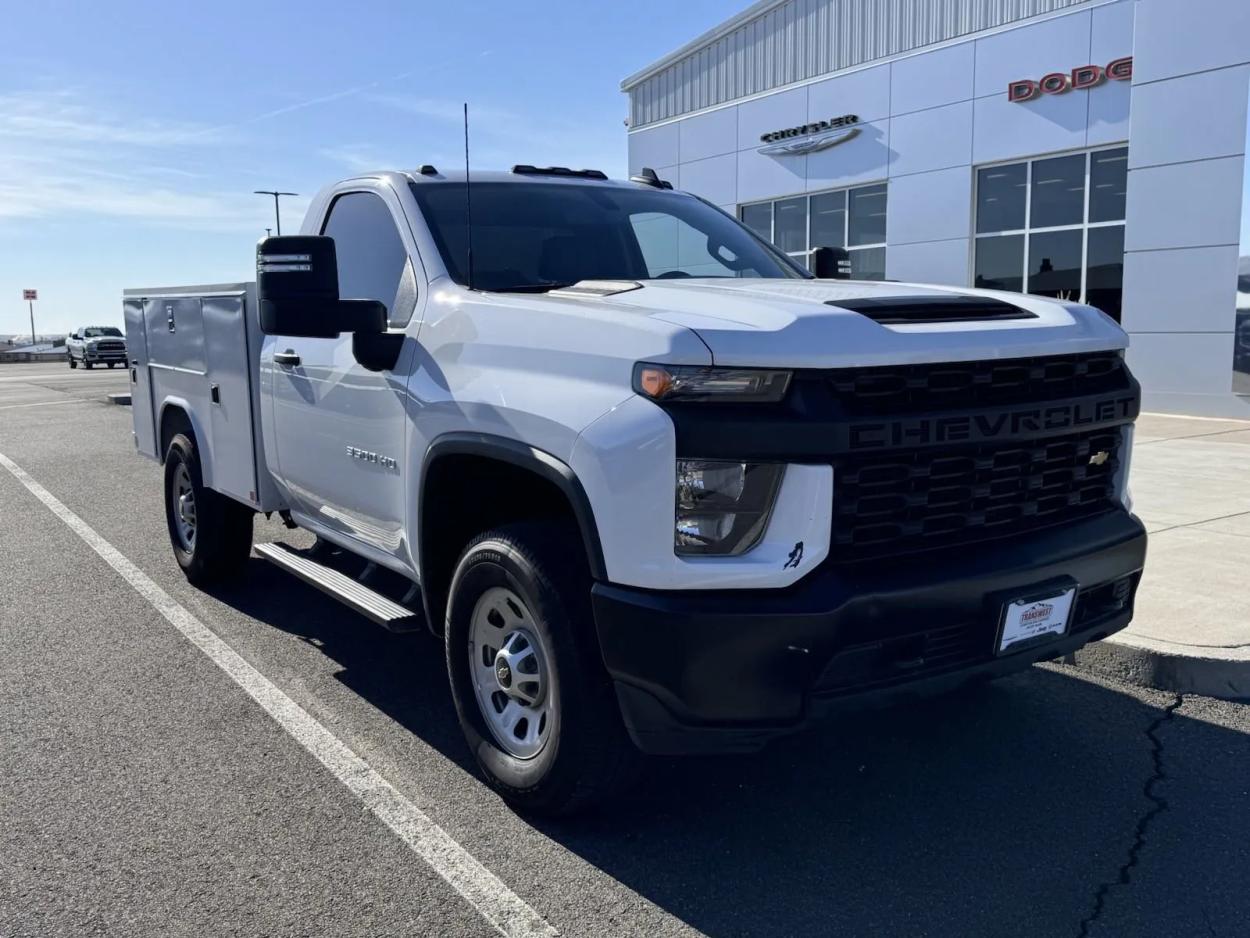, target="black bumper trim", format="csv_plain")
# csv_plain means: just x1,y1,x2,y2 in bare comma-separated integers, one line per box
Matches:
592,510,1146,755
